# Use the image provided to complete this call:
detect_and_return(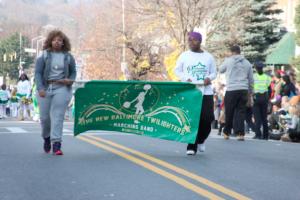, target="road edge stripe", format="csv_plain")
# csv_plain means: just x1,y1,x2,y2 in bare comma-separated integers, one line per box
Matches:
86,135,251,200
78,135,225,200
